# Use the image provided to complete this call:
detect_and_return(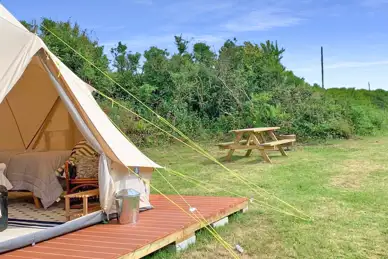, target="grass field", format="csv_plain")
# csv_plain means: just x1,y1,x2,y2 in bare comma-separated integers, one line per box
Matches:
144,136,388,259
